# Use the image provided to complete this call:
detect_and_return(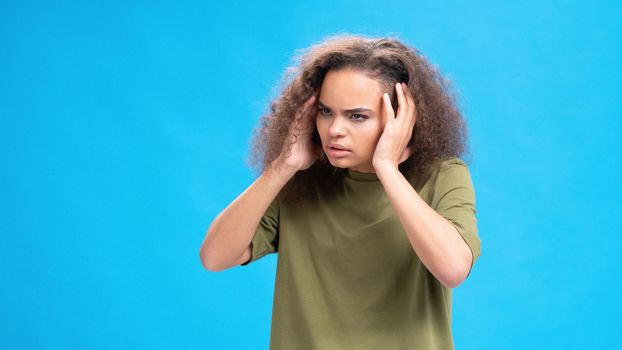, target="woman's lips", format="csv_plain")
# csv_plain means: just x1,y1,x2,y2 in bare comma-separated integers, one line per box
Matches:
326,146,352,158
